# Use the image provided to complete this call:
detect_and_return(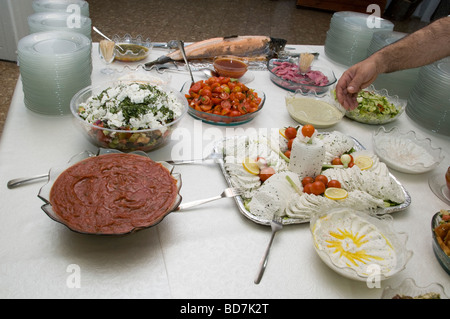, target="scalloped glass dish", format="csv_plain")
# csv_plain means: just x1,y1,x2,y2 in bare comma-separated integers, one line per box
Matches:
344,85,406,124
431,211,450,275
38,149,182,236
372,126,444,174
285,88,345,128
112,34,152,62
268,58,336,94
181,81,265,126
310,208,413,281
381,278,448,299
70,79,188,152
